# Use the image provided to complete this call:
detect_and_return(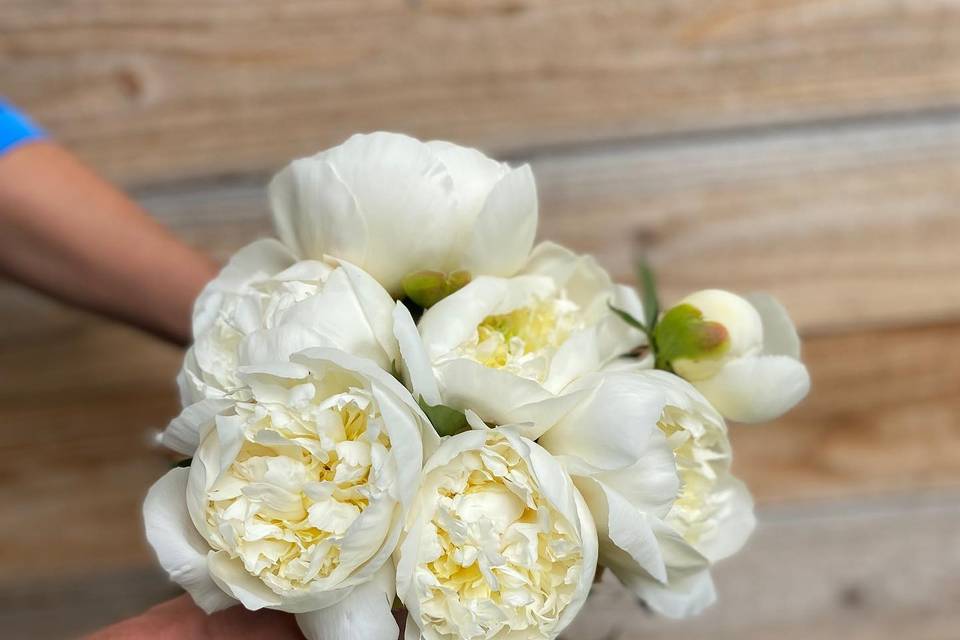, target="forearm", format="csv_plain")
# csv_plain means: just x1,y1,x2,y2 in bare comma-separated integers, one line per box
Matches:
0,142,217,344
